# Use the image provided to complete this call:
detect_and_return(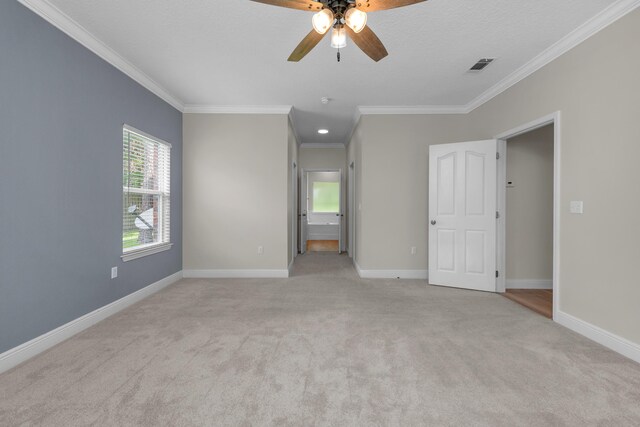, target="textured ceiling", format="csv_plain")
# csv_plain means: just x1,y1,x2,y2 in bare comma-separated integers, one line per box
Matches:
47,0,615,144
